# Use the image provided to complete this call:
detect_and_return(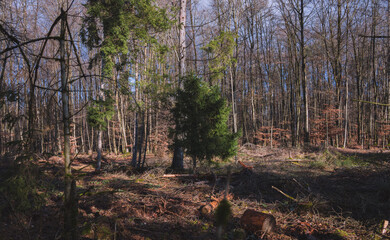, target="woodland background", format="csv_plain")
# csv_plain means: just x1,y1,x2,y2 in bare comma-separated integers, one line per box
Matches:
1,0,390,158
1,1,390,239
